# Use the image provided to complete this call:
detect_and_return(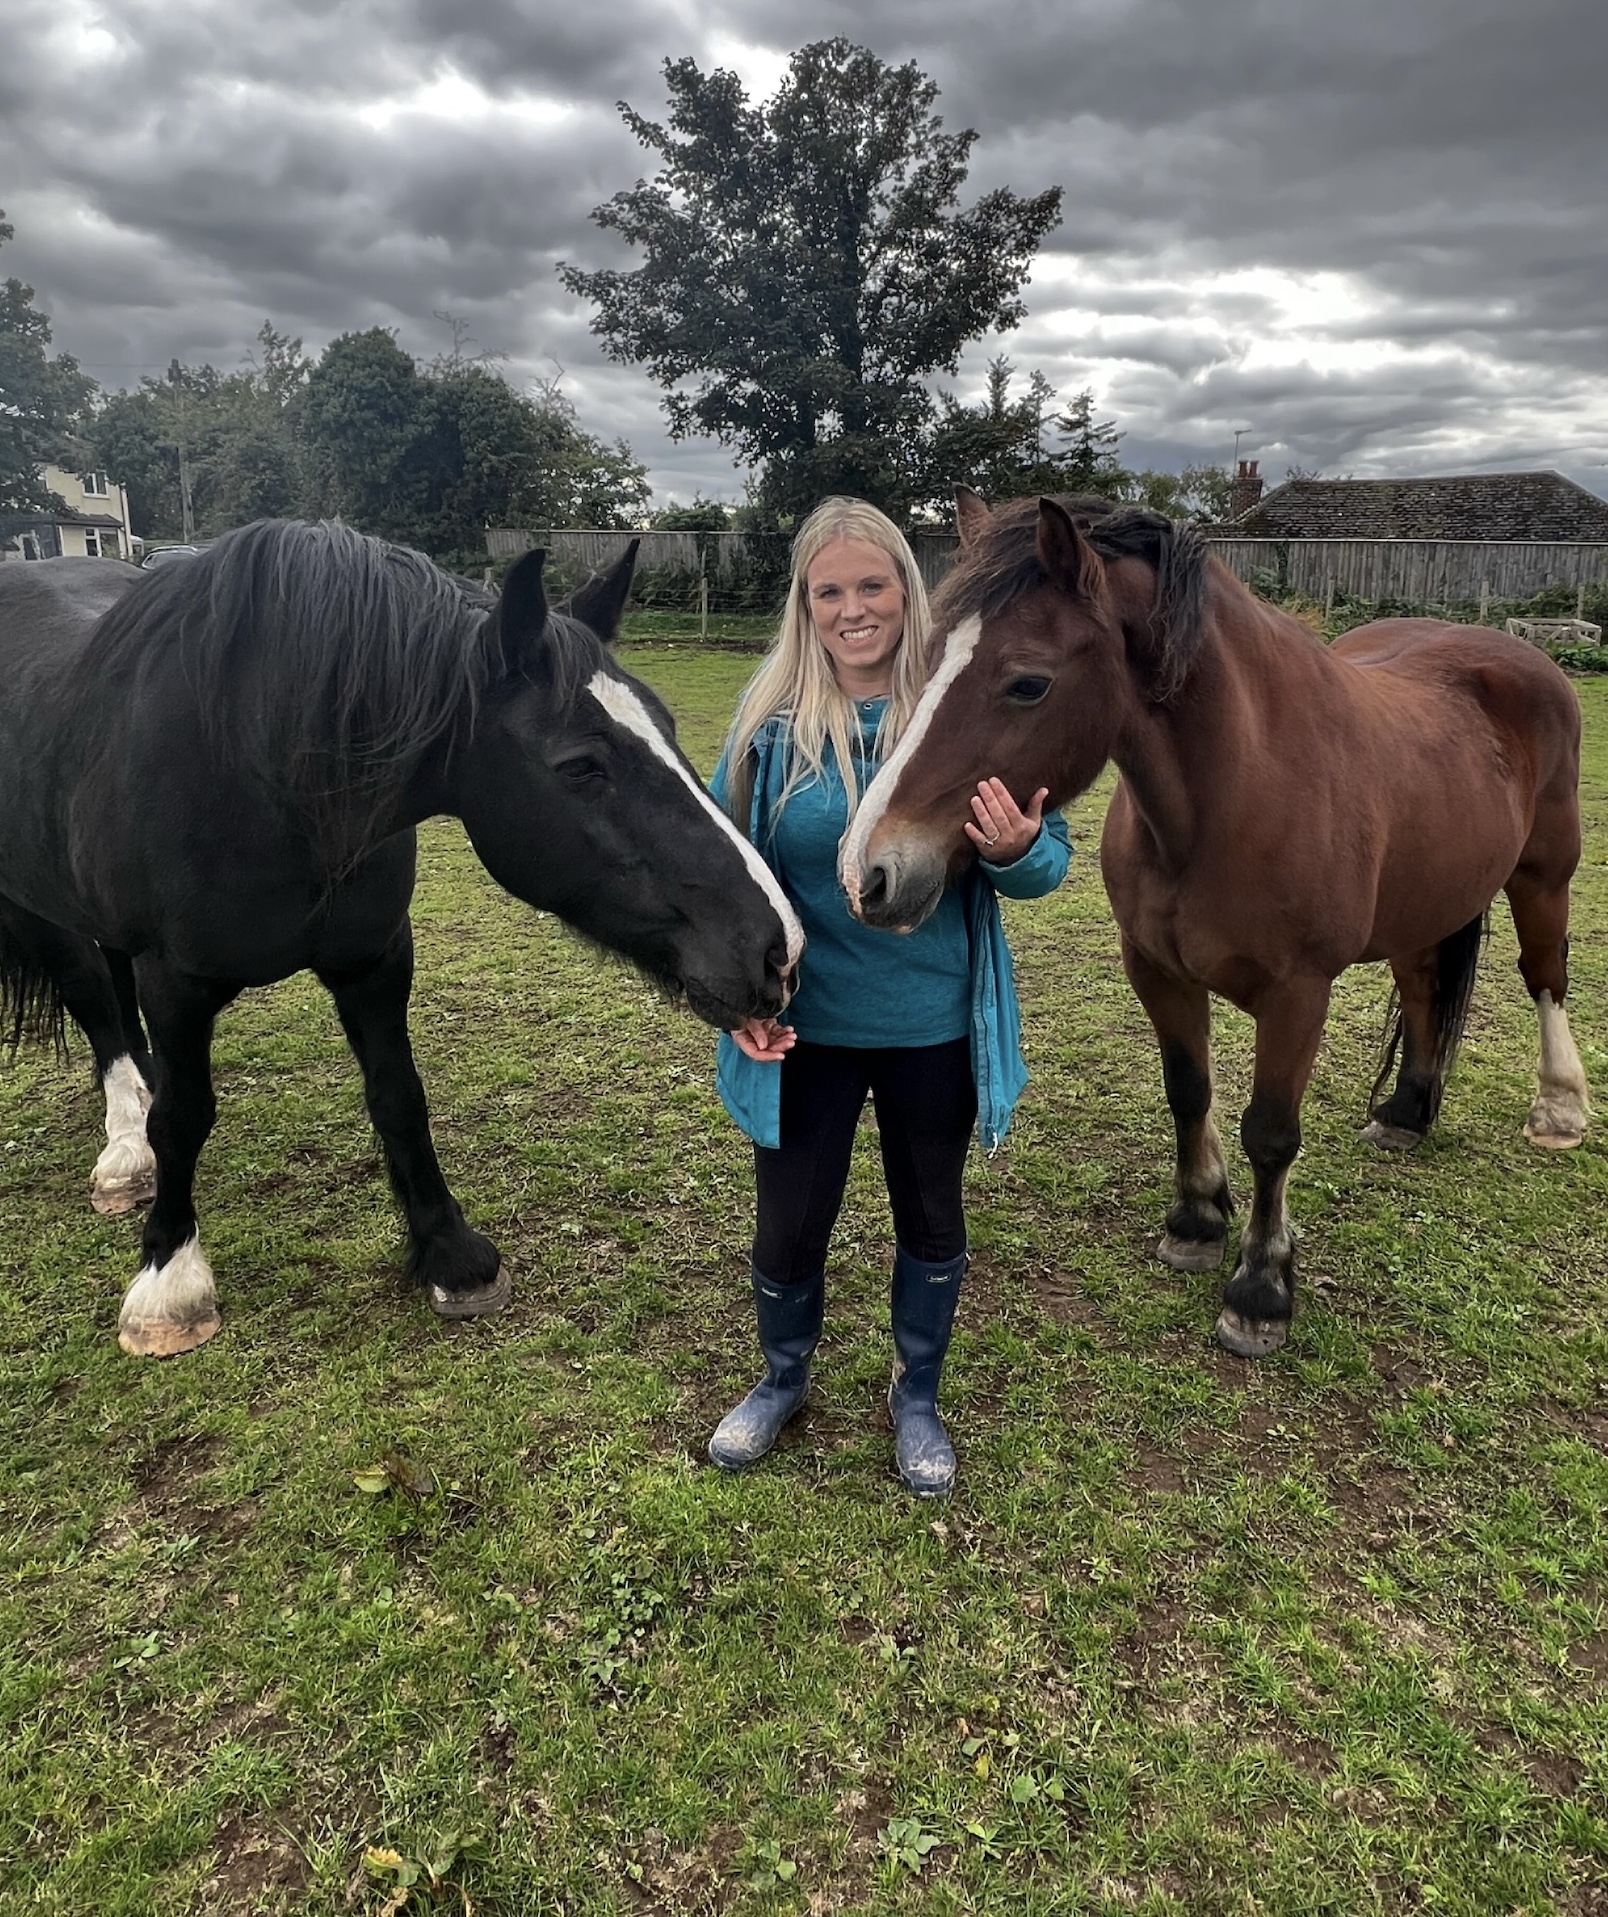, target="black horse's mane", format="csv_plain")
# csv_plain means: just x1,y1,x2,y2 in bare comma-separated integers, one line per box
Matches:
932,495,1211,701
72,518,606,871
